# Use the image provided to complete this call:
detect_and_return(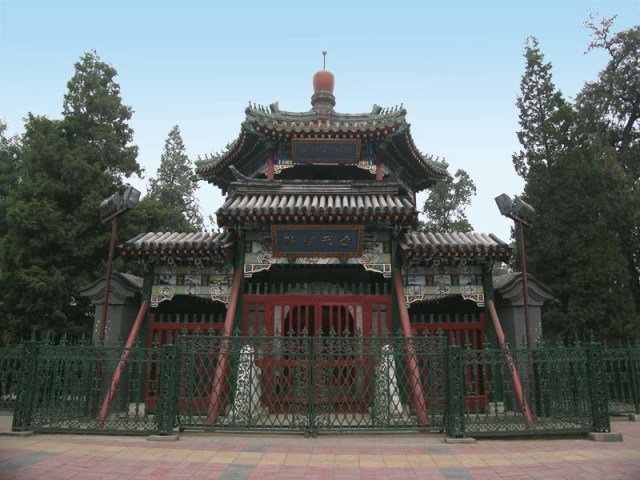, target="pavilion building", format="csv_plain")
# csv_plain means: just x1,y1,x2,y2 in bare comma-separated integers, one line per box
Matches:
119,67,512,426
